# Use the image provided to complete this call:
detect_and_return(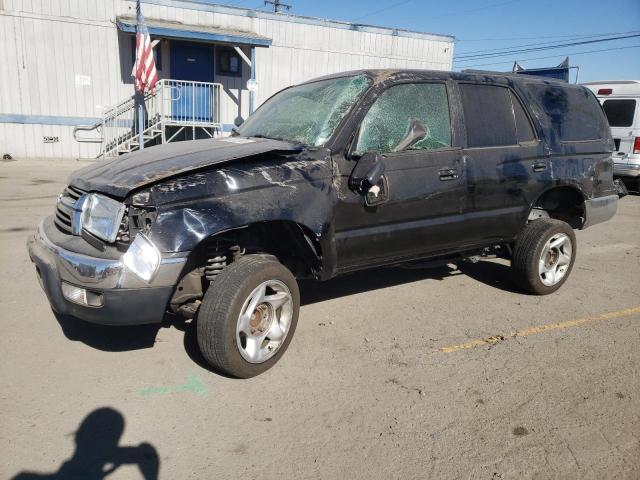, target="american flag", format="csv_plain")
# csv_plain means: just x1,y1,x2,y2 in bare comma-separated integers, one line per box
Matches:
132,0,158,93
